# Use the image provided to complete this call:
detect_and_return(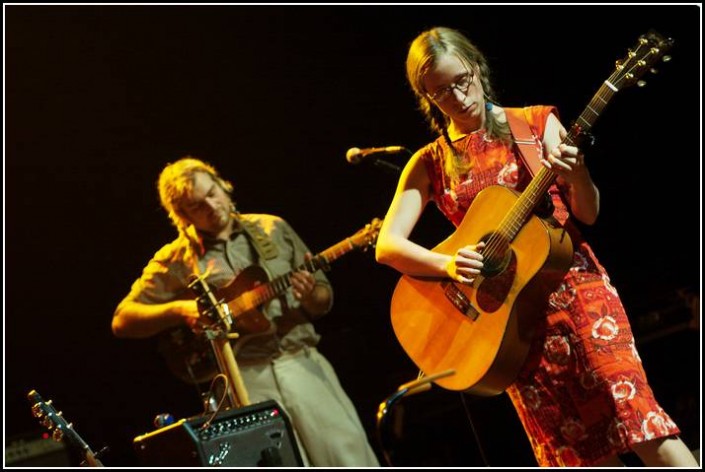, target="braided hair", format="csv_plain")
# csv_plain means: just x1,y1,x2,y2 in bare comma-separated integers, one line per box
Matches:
406,27,512,187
